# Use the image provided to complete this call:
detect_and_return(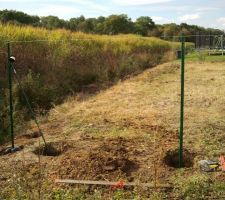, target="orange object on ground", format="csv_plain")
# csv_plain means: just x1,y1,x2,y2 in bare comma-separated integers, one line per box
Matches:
219,155,225,172
111,180,125,190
